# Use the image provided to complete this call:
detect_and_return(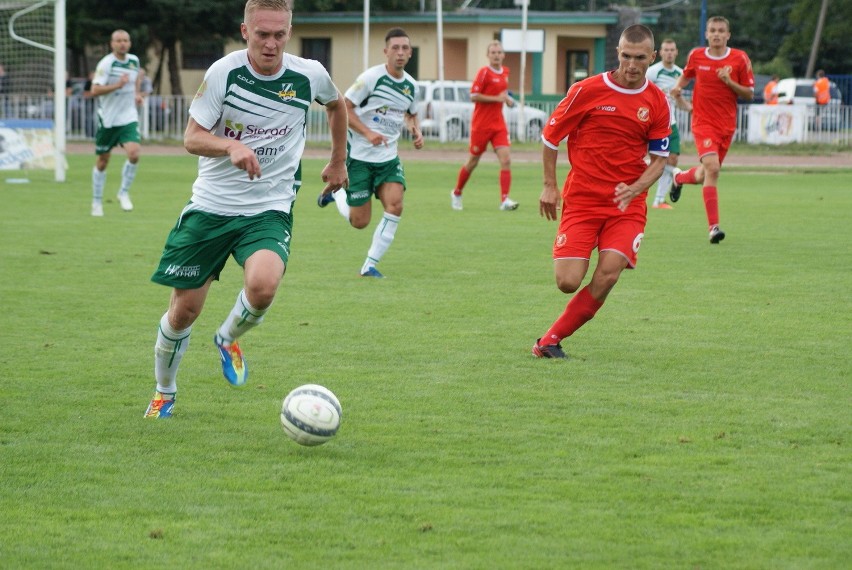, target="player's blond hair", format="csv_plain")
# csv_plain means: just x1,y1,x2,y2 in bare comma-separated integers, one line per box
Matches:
707,16,730,31
486,40,503,54
245,0,291,23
